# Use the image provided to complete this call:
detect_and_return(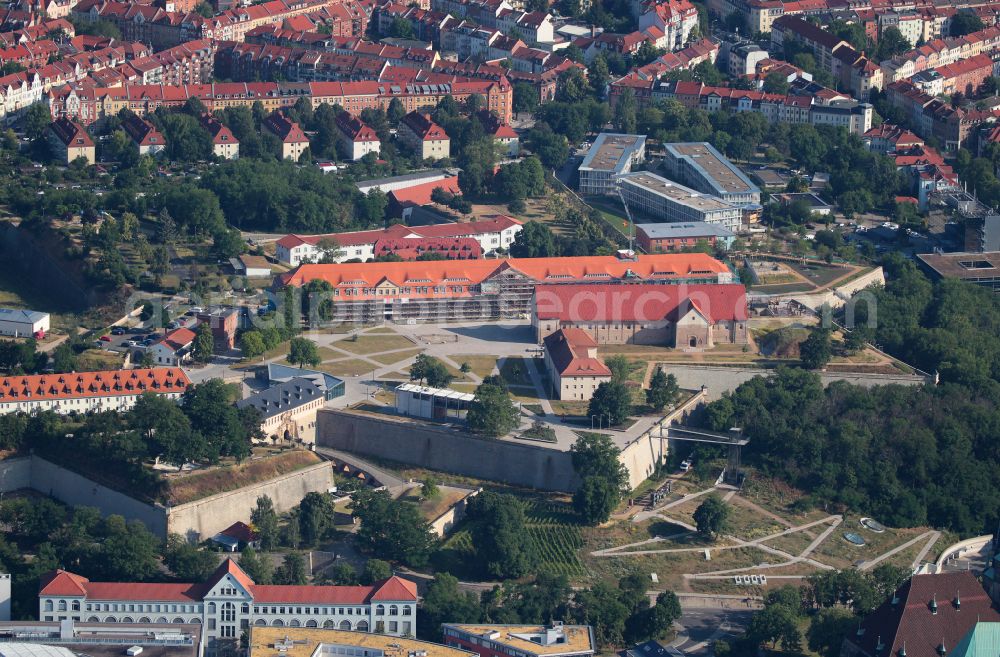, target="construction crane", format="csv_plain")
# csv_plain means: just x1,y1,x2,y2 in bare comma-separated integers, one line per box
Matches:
616,184,637,260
